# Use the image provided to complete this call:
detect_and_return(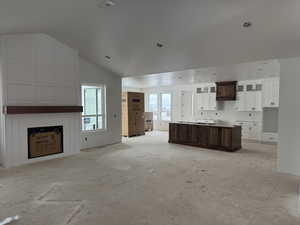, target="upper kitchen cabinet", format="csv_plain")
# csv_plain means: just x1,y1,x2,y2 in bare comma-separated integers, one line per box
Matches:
195,83,217,111
262,77,280,108
236,80,262,112
216,81,237,101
